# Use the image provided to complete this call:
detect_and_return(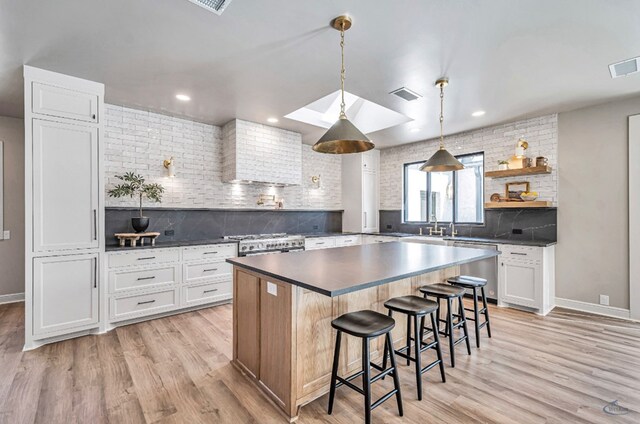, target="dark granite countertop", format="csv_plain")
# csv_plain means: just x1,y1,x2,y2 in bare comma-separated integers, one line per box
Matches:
444,236,556,247
300,232,413,238
105,238,237,251
227,242,500,297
